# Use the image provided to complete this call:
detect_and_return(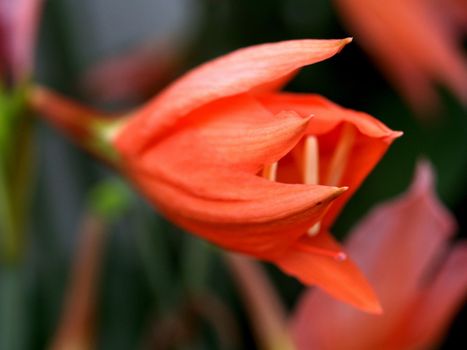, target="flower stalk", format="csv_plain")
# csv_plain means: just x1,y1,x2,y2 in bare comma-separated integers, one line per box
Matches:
226,253,296,350
27,86,123,166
